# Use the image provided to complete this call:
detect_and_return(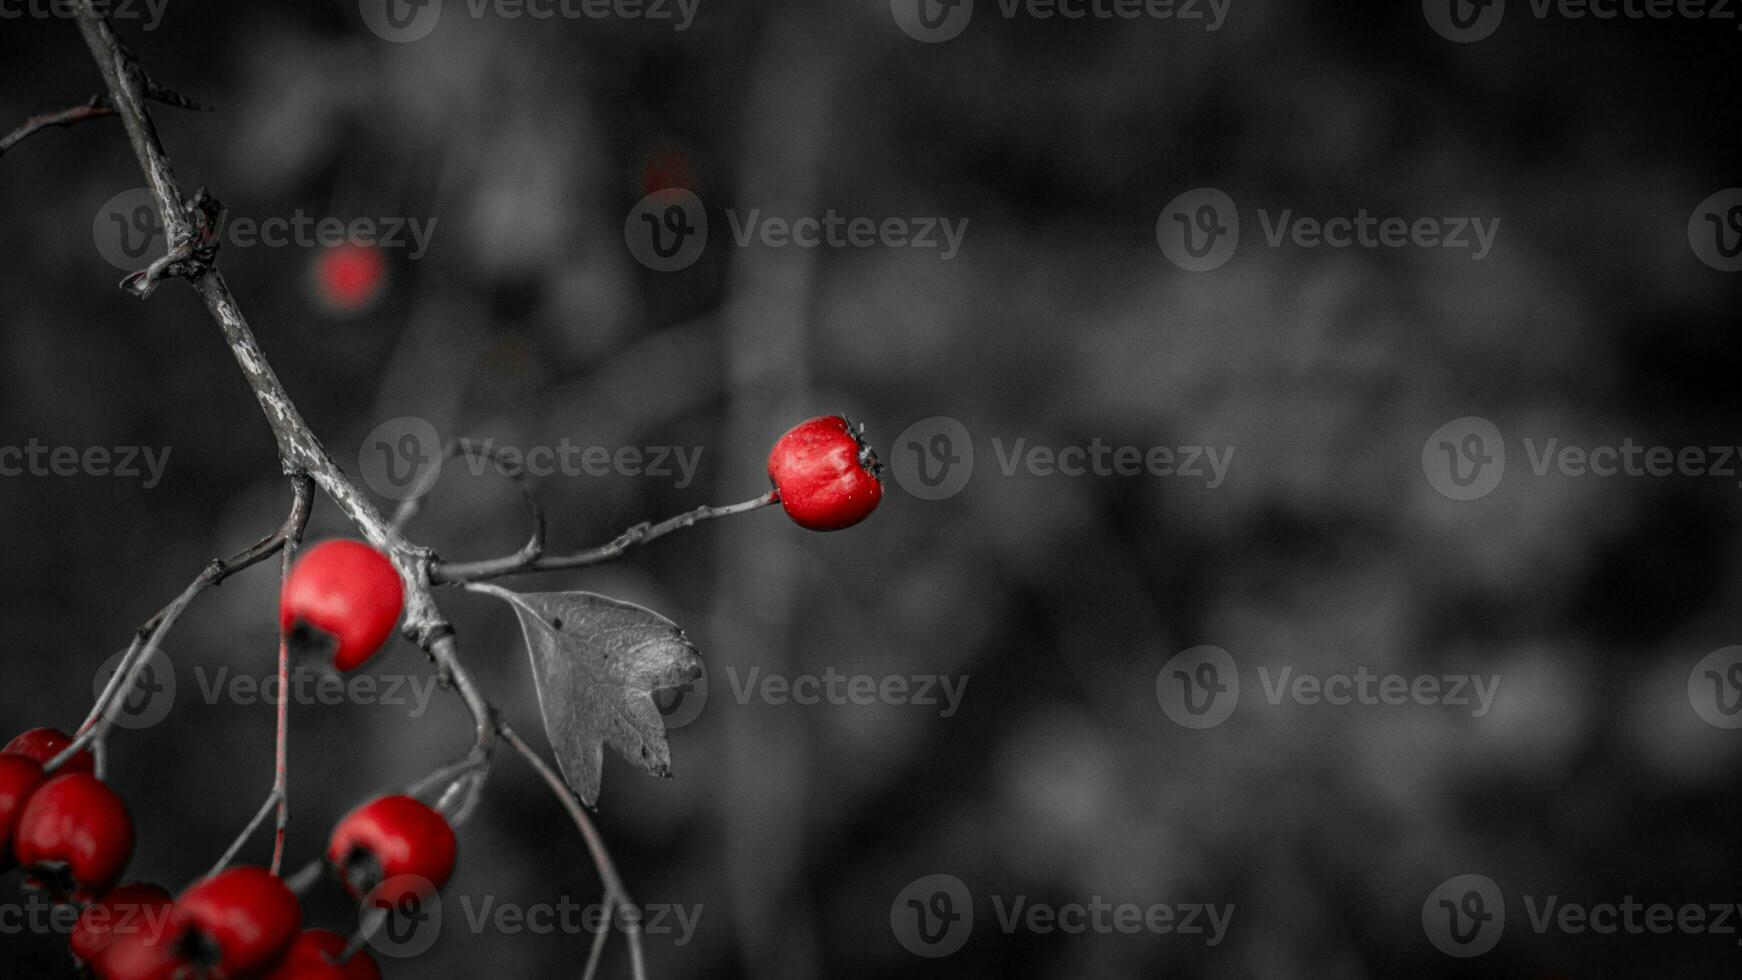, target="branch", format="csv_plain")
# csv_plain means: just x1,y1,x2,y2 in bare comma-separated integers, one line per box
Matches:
433,491,778,584
0,96,114,157
71,2,495,814
498,722,647,980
